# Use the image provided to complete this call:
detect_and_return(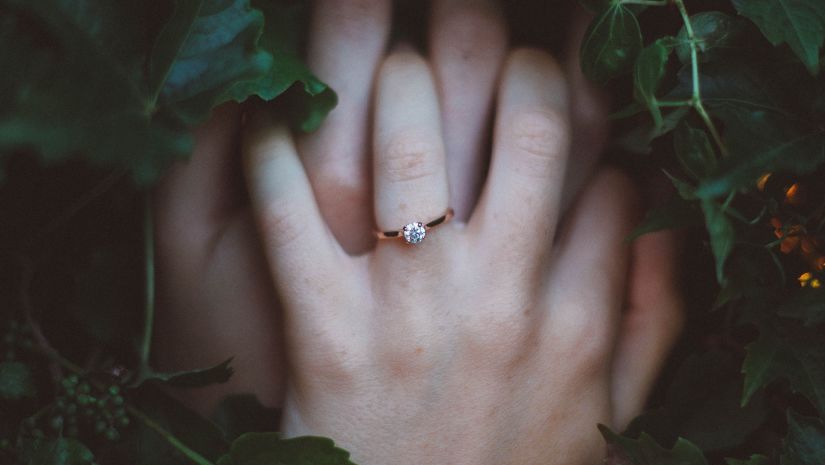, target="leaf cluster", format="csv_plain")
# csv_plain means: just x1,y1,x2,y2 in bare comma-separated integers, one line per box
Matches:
580,0,825,464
